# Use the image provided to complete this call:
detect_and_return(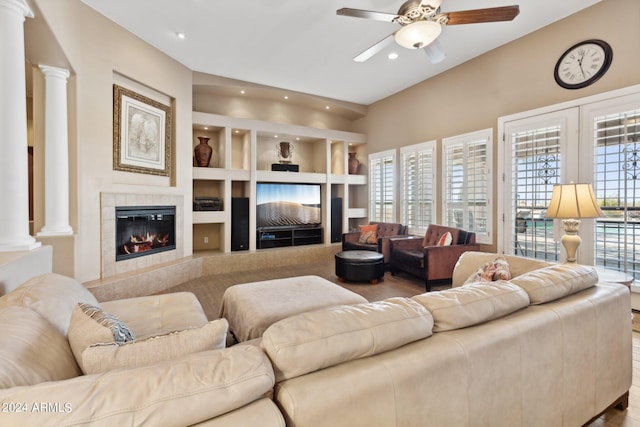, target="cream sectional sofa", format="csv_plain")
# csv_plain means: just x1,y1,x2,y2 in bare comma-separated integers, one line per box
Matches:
0,273,284,427
0,253,632,426
262,252,632,426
